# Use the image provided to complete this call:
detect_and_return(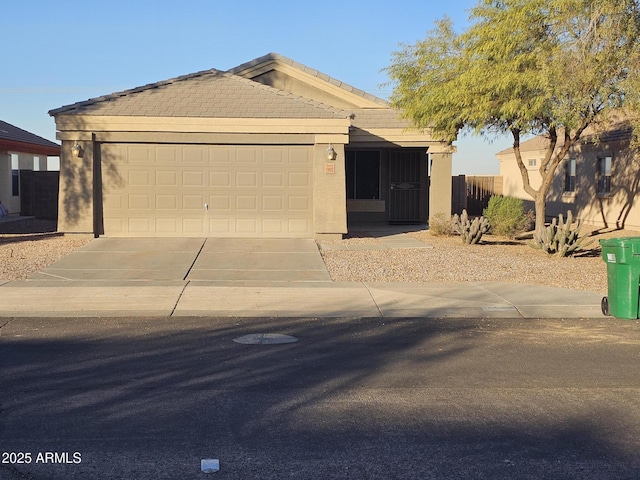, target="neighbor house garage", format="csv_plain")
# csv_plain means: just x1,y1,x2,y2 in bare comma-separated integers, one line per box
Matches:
50,53,453,239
